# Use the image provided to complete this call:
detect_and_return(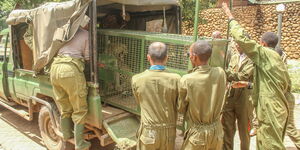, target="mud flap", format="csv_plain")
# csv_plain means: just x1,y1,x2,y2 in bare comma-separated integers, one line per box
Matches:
103,112,140,149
